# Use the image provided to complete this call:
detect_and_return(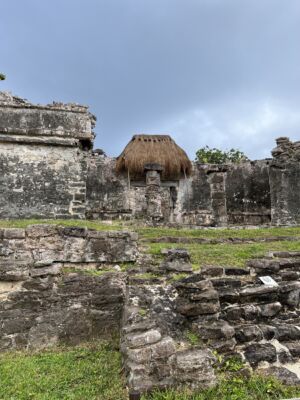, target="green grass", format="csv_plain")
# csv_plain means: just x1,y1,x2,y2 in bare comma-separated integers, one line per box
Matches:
0,341,299,400
185,331,201,346
1,220,300,242
0,219,124,231
138,226,300,240
143,375,300,400
147,240,300,268
0,341,126,400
